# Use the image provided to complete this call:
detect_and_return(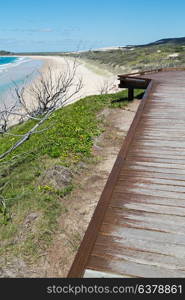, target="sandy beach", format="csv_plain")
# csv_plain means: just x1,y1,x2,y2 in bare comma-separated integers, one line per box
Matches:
2,55,120,128
26,55,120,103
